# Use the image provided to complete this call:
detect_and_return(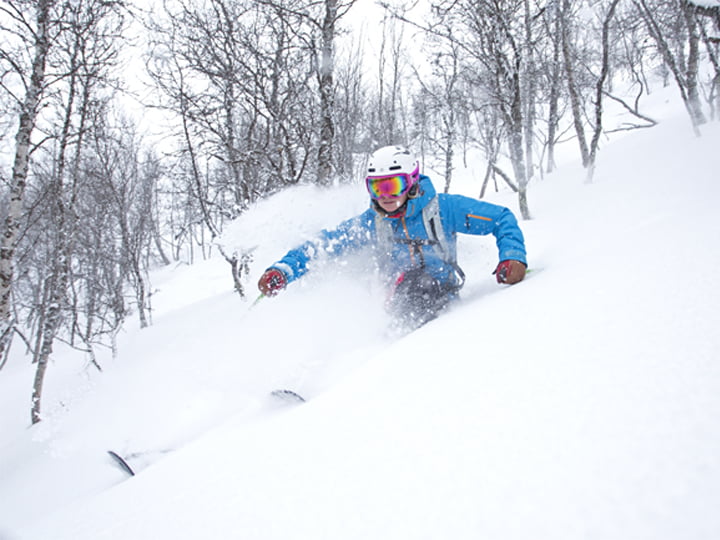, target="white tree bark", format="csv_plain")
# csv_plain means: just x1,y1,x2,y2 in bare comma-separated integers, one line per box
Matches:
0,0,54,361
